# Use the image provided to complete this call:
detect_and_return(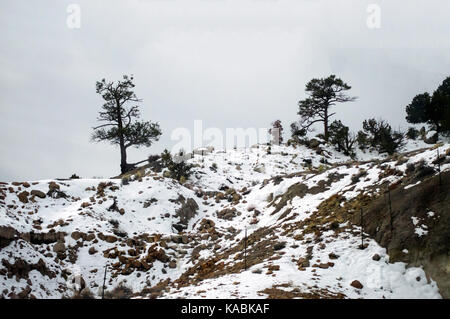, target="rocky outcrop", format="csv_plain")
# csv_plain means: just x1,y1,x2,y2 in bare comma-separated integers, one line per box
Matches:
0,226,65,248
1,257,56,280
360,171,450,298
